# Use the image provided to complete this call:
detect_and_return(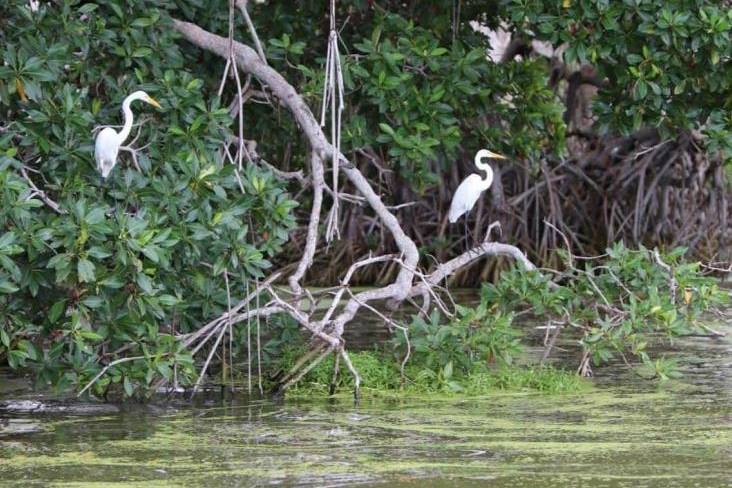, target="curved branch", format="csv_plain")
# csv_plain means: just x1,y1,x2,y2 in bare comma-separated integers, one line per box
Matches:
288,151,325,294
428,241,535,284
406,242,535,300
